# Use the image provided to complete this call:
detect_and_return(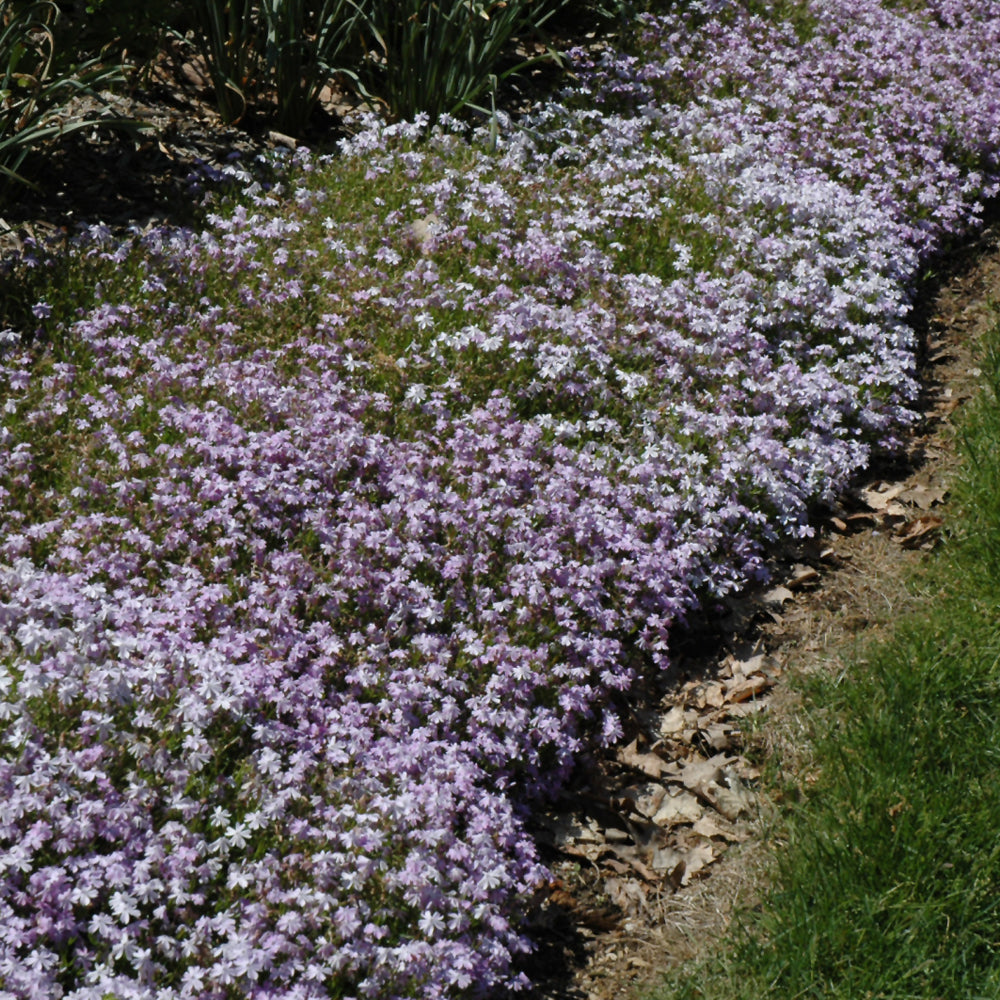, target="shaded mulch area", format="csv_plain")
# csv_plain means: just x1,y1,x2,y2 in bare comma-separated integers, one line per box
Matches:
0,76,339,254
